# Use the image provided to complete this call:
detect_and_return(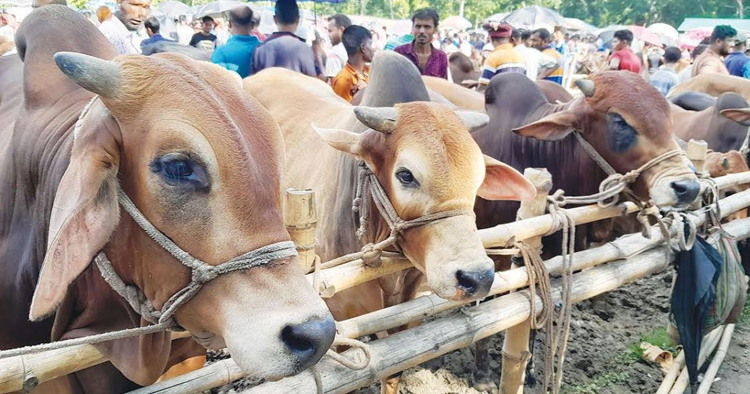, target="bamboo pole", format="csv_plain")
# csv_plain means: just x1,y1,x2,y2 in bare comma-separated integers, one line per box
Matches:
656,350,685,394
695,324,735,394
127,196,750,394
127,359,244,394
499,168,552,394
687,140,708,211
667,326,725,394
284,189,318,272
244,244,677,394
0,331,190,394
